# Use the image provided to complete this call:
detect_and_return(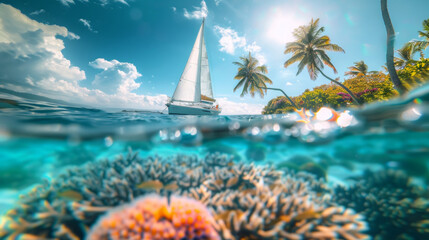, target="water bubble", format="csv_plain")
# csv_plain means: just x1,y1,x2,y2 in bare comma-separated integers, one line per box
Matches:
290,126,300,137
401,107,422,122
174,130,181,139
273,123,281,132
251,127,261,136
300,123,313,136
261,123,288,143
313,121,336,138
104,136,113,147
228,122,240,131
158,129,168,141
336,110,356,128
179,126,201,145
244,126,262,141
316,107,334,121
183,126,197,136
